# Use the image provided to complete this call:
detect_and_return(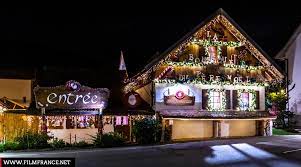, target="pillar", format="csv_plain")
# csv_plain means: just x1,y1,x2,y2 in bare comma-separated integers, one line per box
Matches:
98,108,103,135
129,115,132,142
41,108,47,133
262,119,273,136
213,120,221,138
